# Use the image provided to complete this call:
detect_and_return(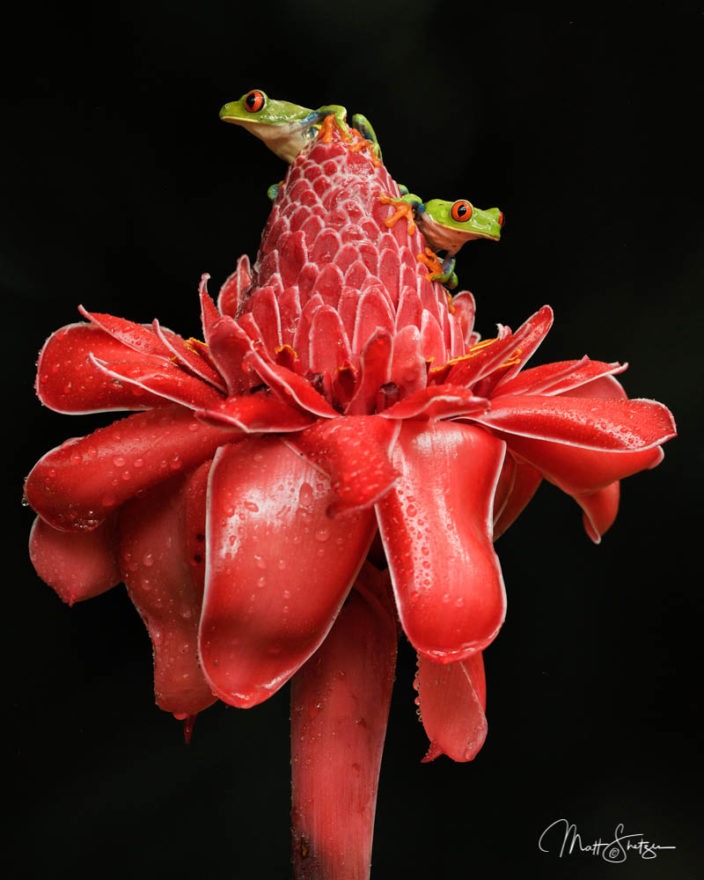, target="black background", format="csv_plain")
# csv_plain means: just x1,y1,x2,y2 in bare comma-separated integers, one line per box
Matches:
5,5,703,879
